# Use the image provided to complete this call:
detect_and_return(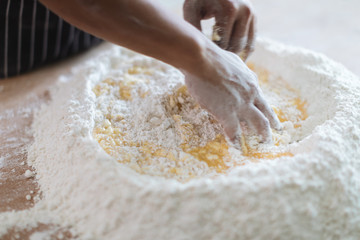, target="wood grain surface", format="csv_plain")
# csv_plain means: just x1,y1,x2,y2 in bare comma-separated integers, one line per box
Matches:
0,48,99,239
